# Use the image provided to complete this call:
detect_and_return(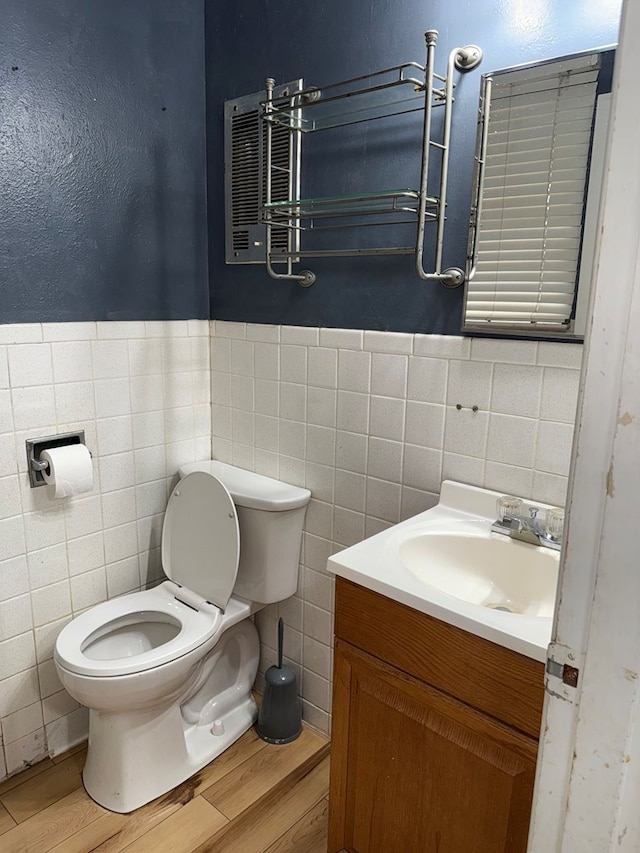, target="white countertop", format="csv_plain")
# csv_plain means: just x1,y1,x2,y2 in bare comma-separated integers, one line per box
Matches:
327,480,559,663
